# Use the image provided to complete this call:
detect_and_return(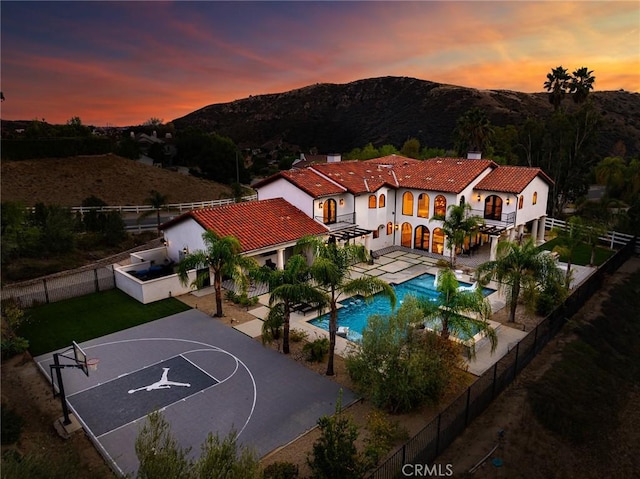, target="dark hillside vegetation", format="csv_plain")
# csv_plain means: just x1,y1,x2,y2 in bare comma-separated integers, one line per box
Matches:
172,76,640,157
